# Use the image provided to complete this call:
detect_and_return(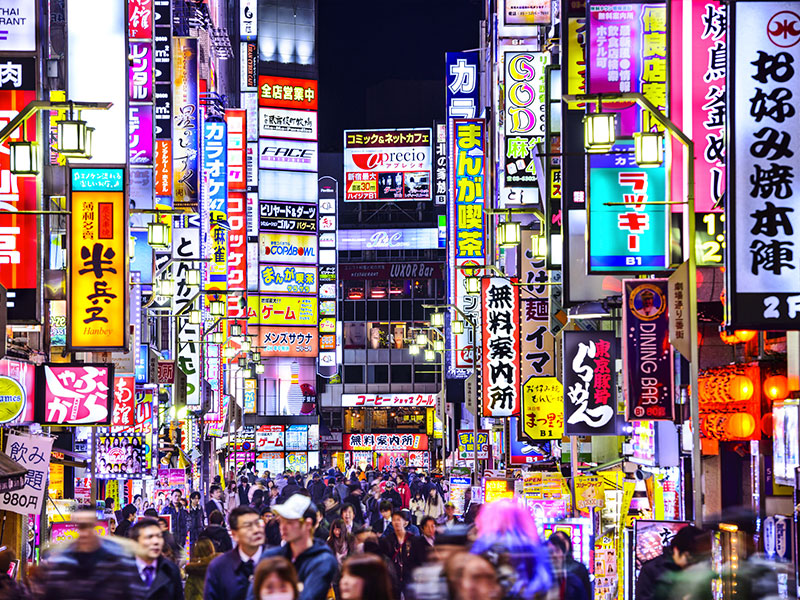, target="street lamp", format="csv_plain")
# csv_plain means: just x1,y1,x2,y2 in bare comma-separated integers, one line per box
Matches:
634,131,664,167
209,300,225,317
229,323,243,338
415,333,428,346
147,221,169,249
498,221,521,248
156,277,174,297
186,269,201,286
532,233,548,260
465,276,481,295
433,339,444,353
9,141,38,176
188,309,201,325
430,312,444,328
409,344,420,355
583,112,616,152
56,110,88,156
240,338,251,353
424,349,435,362
452,319,464,334
210,331,224,344
255,364,265,374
